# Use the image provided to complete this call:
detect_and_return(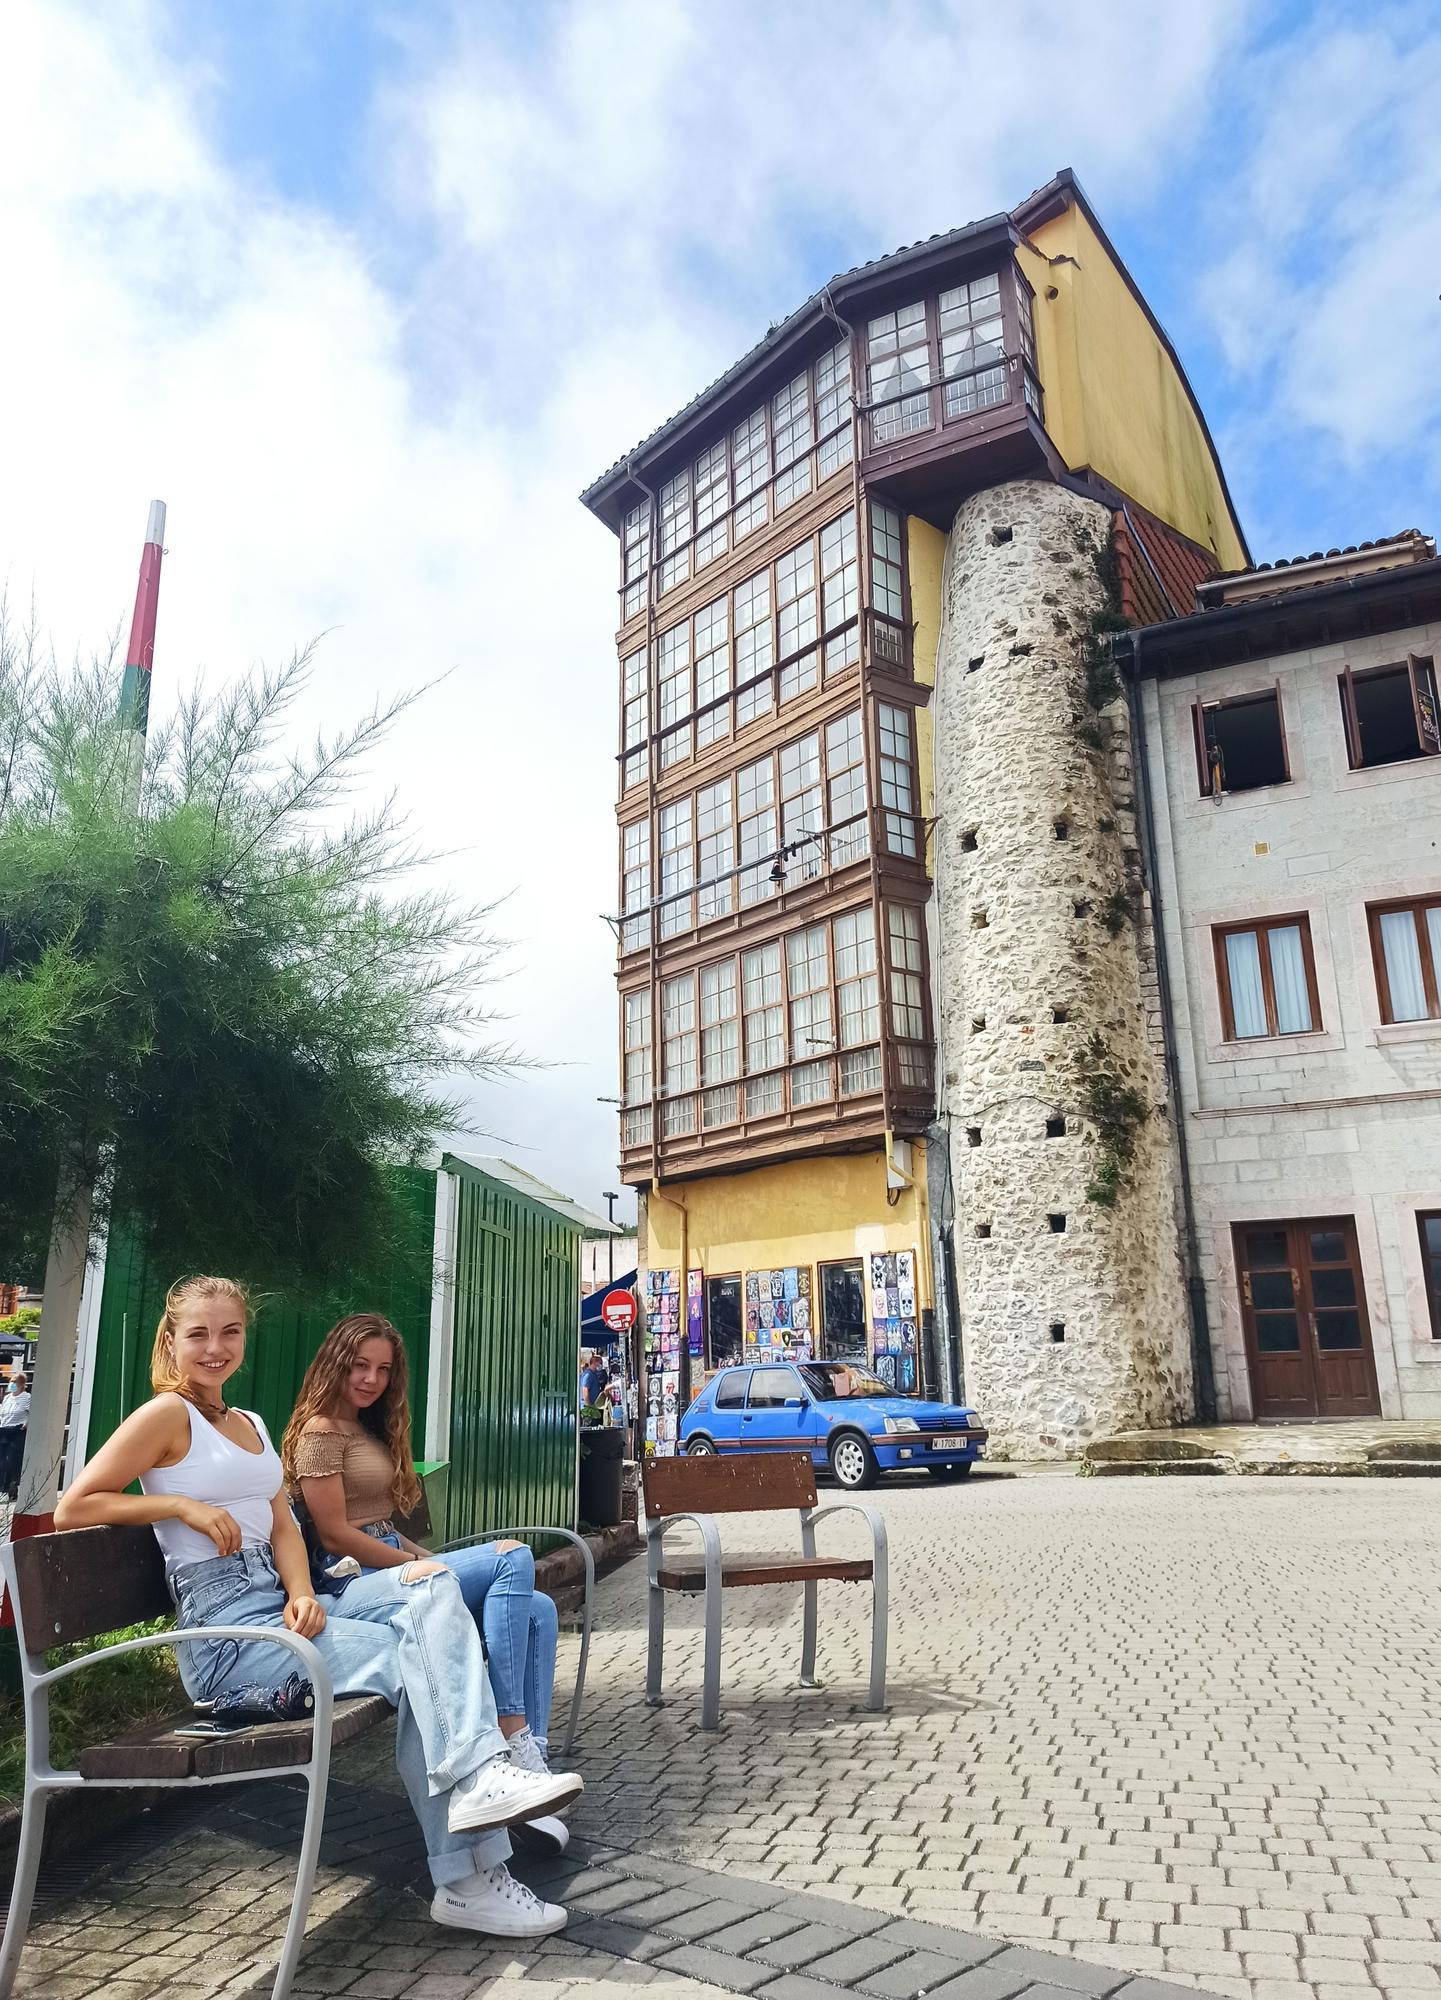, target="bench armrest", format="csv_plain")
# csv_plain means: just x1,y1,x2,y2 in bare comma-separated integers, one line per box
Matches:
800,1500,889,1568
646,1510,723,1576
34,1624,333,1716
